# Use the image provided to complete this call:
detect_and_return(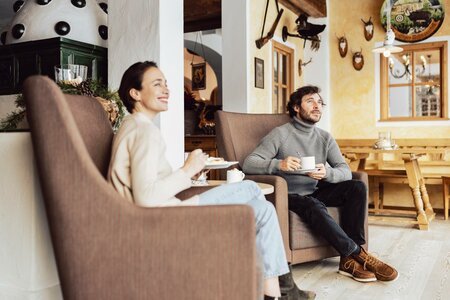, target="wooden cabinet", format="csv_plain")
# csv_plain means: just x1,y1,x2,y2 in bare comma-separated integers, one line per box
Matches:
0,37,107,95
185,135,220,180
